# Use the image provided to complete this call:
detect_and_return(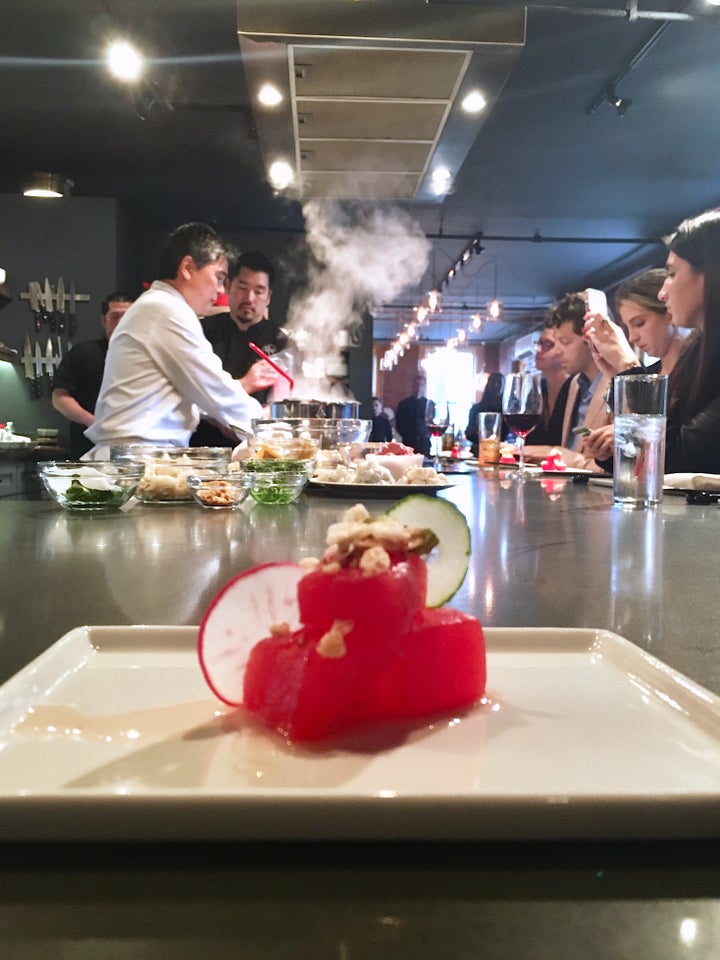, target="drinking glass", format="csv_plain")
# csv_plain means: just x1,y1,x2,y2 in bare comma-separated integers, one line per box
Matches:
613,374,668,508
477,412,501,466
425,402,450,471
502,373,543,478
